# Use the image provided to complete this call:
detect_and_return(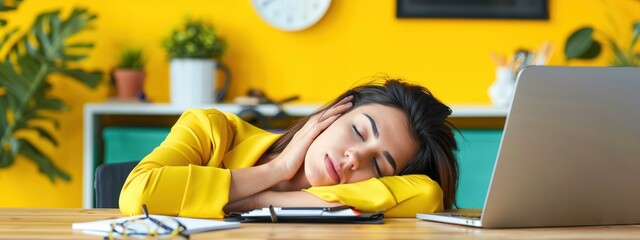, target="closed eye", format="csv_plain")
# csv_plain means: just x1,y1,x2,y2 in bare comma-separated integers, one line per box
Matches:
372,158,382,178
354,124,382,177
352,124,364,141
